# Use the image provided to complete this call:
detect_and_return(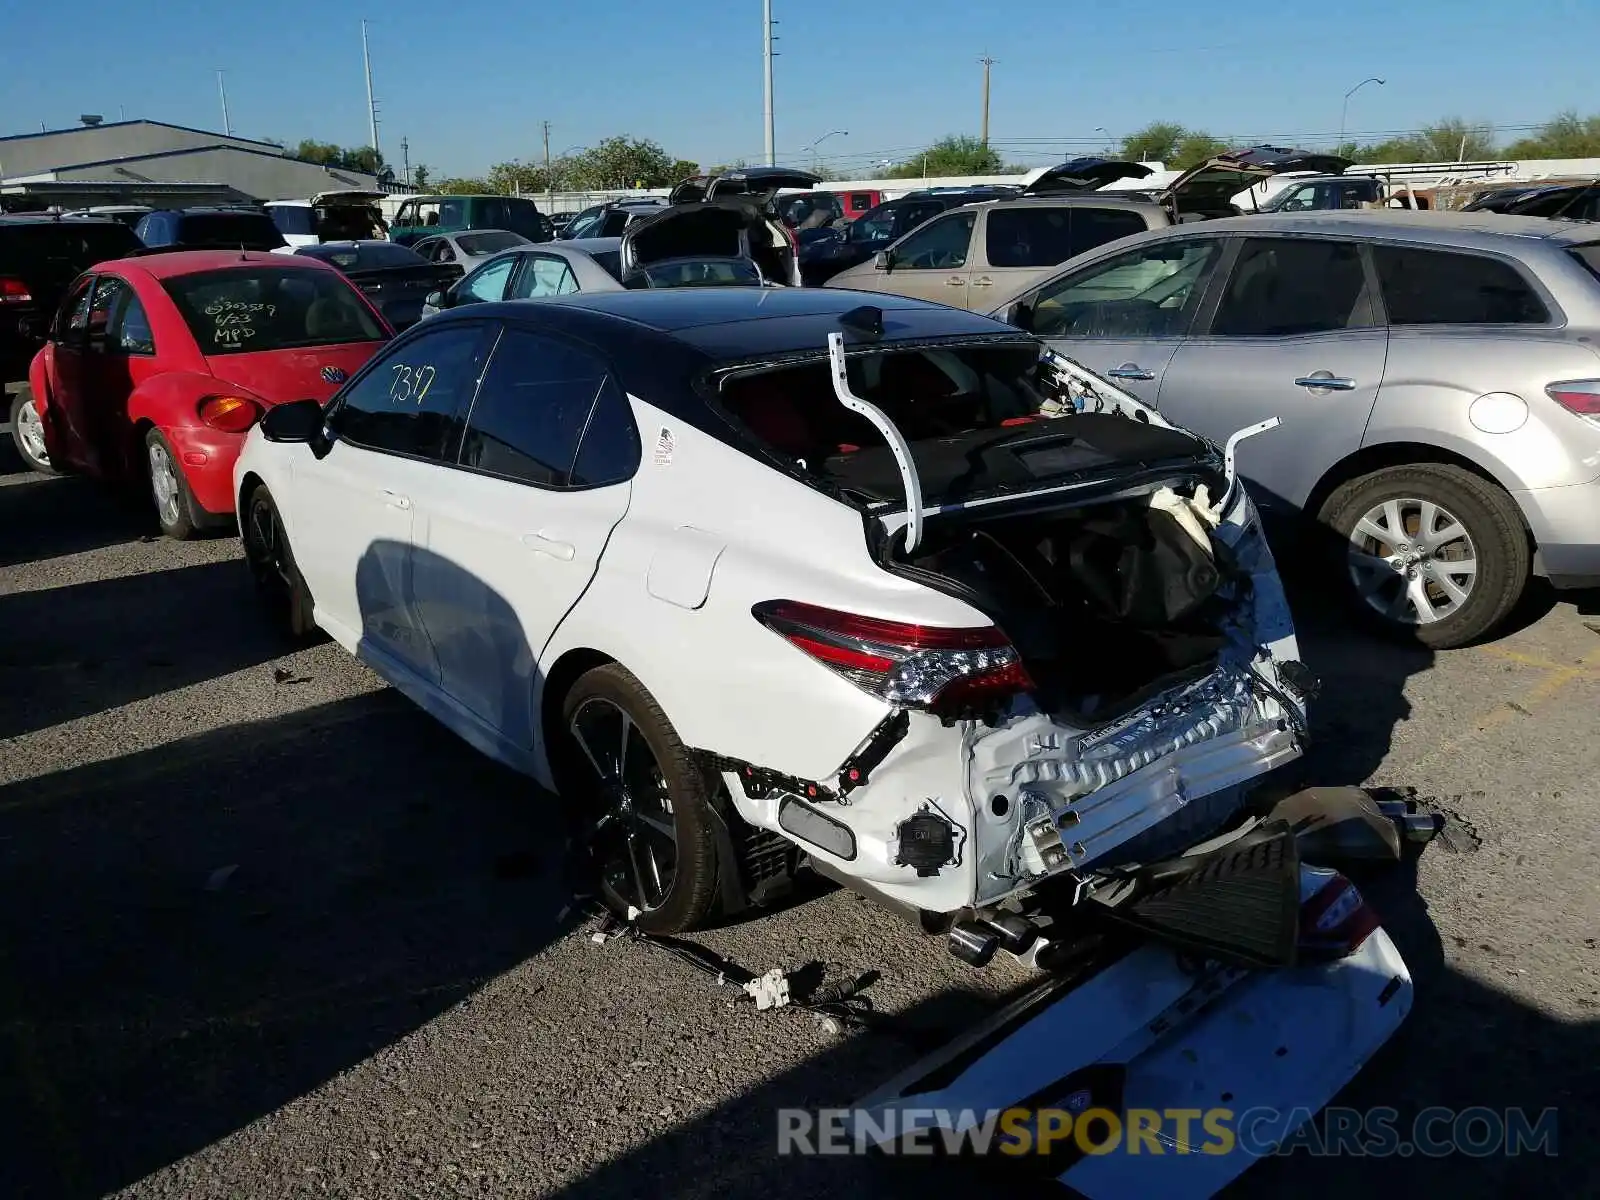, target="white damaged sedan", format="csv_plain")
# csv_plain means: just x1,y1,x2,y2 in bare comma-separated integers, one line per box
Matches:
234,287,1430,1194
